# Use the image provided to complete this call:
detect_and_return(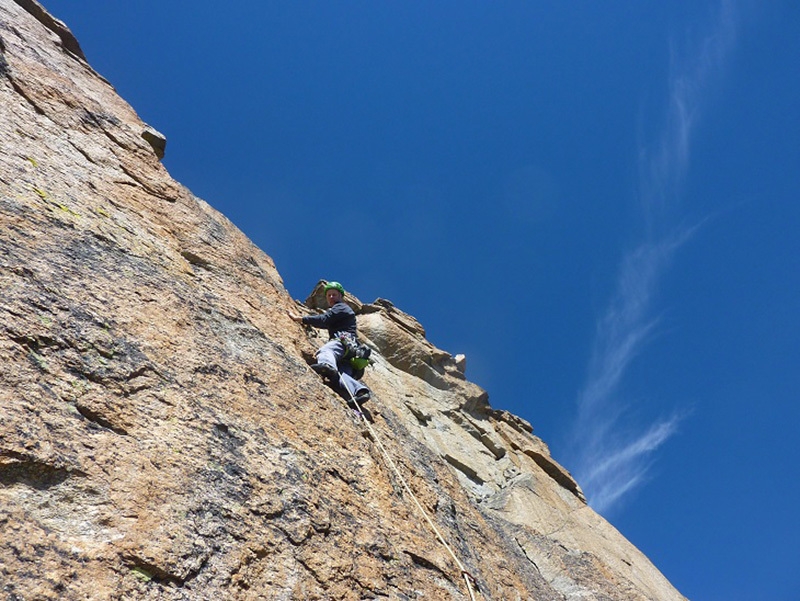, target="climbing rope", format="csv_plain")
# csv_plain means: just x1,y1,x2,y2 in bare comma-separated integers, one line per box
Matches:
346,389,479,600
